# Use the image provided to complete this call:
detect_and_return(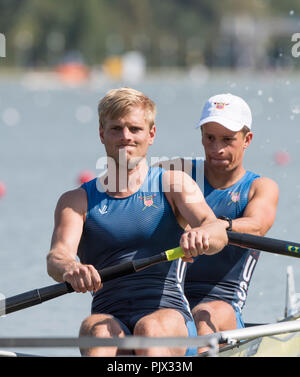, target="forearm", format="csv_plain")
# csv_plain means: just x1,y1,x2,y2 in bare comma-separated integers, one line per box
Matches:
201,219,229,255
230,217,267,236
47,248,79,282
180,219,228,260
